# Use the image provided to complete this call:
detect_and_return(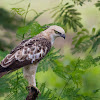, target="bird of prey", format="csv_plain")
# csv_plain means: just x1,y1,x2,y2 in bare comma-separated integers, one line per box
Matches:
0,25,65,90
